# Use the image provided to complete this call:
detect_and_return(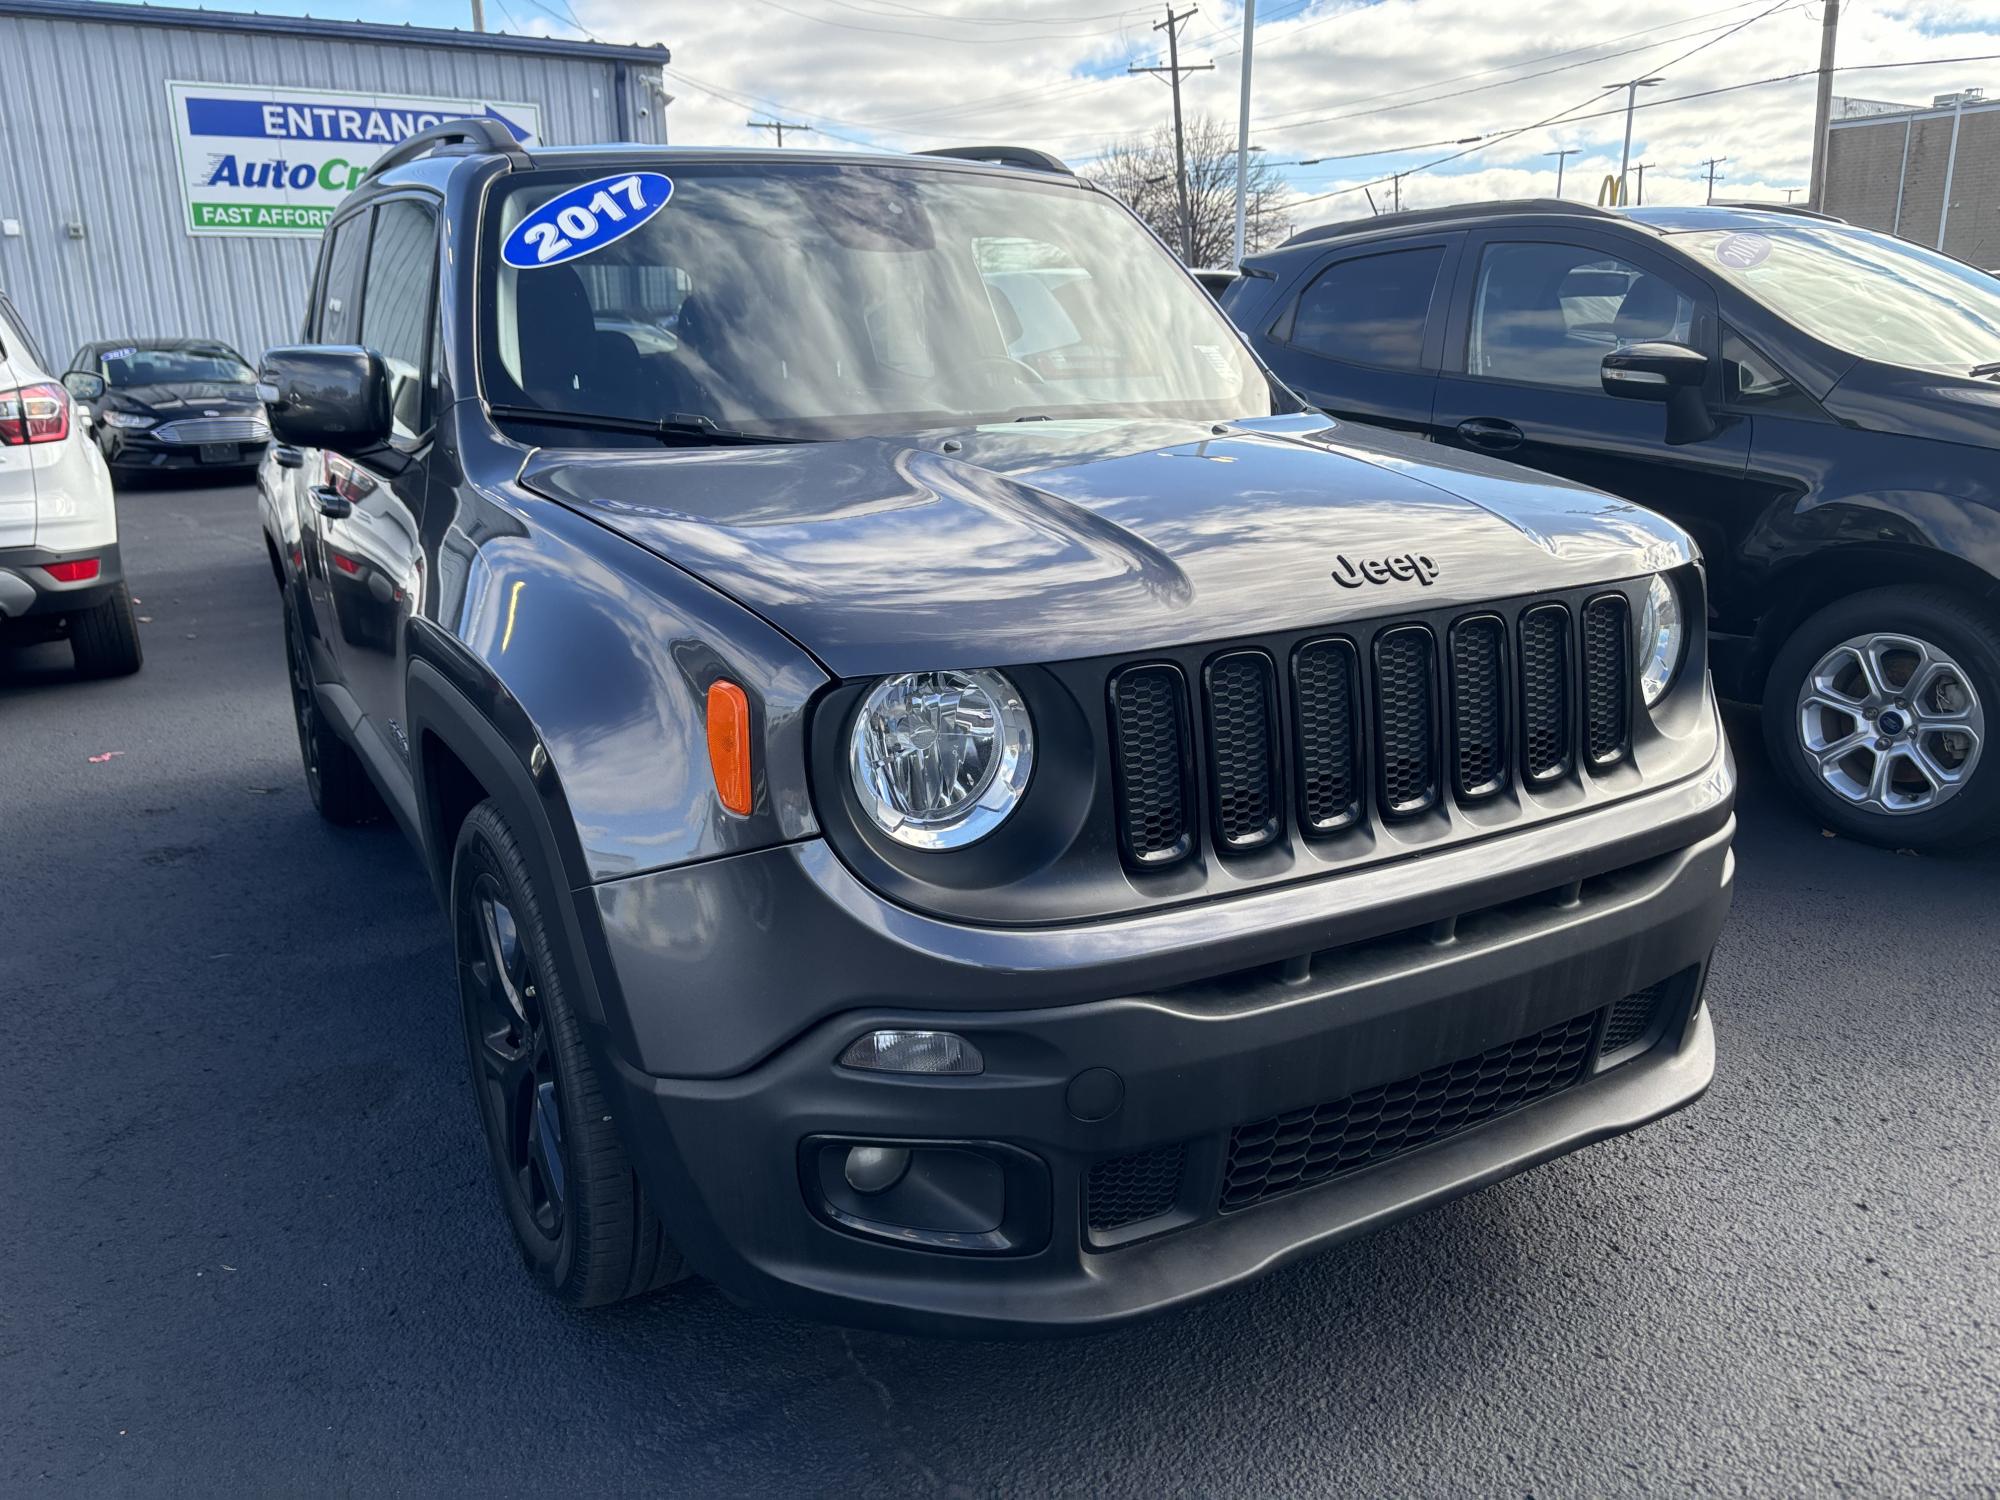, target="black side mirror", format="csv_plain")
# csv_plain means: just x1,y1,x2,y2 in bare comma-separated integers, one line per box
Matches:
63,372,105,401
1601,340,1716,445
258,346,398,464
